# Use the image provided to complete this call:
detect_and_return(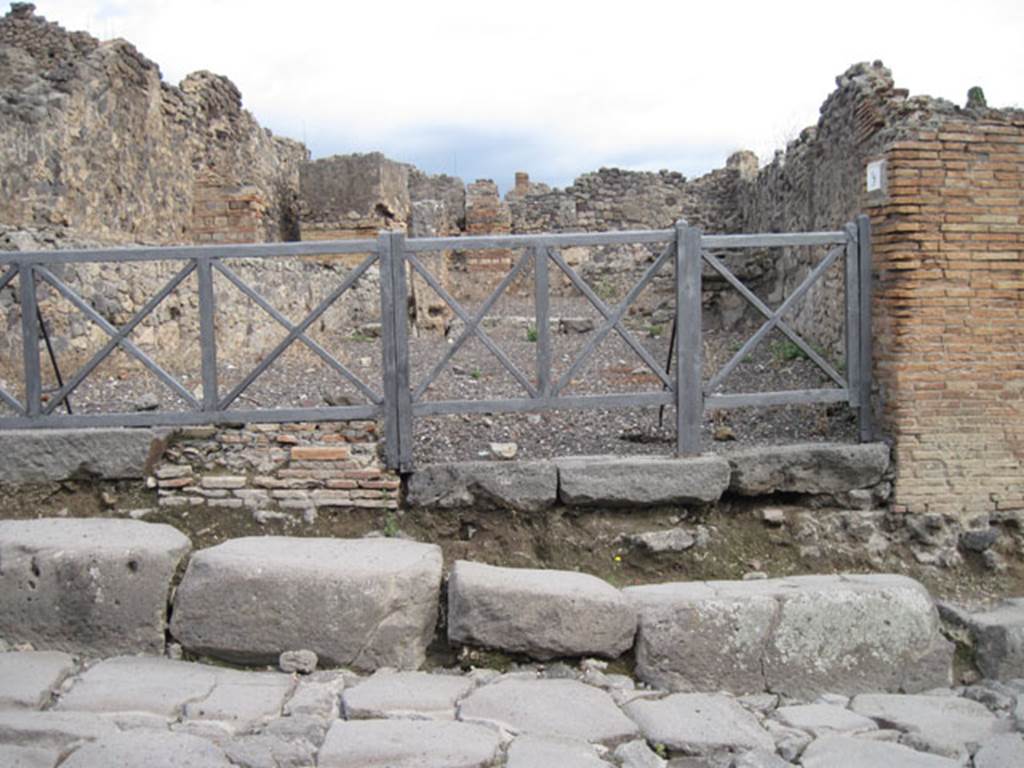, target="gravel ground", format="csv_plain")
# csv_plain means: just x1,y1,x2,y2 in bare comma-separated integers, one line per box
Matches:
0,290,857,463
